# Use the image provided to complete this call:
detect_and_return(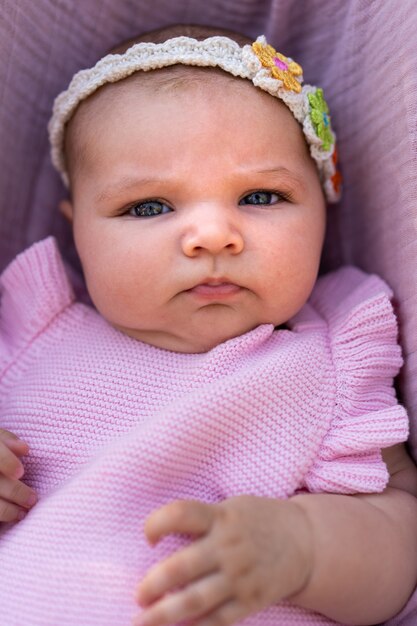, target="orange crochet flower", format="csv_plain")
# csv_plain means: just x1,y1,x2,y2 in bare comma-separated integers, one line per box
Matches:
252,41,303,93
331,146,342,196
